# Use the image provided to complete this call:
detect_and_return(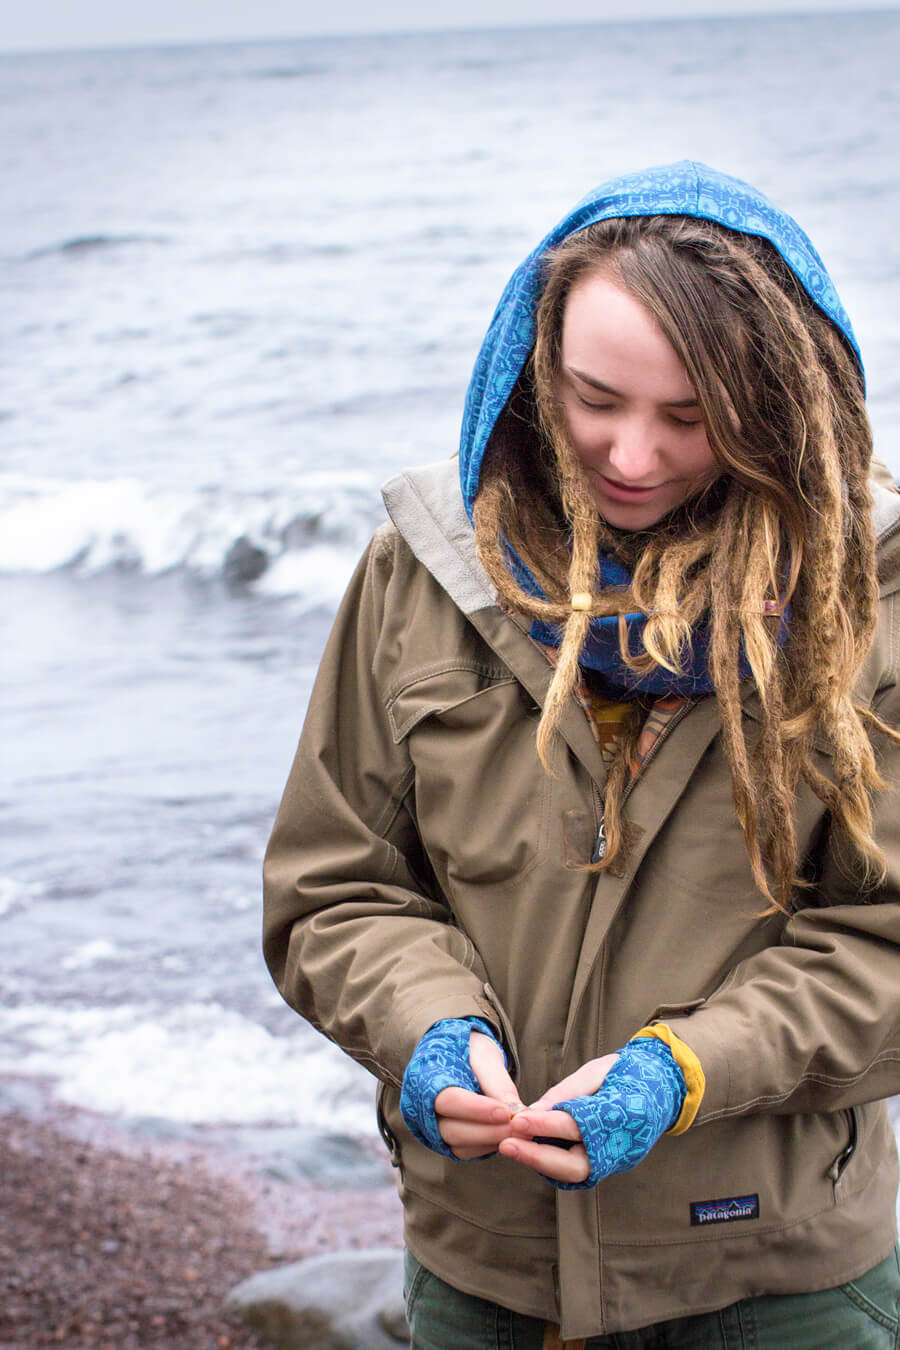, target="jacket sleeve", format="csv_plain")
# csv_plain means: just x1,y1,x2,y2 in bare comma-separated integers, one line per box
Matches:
263,527,505,1088
662,591,900,1124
